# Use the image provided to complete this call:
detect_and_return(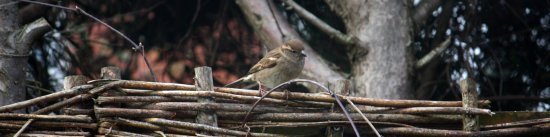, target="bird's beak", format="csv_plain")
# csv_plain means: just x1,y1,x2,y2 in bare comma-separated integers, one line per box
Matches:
301,51,306,57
